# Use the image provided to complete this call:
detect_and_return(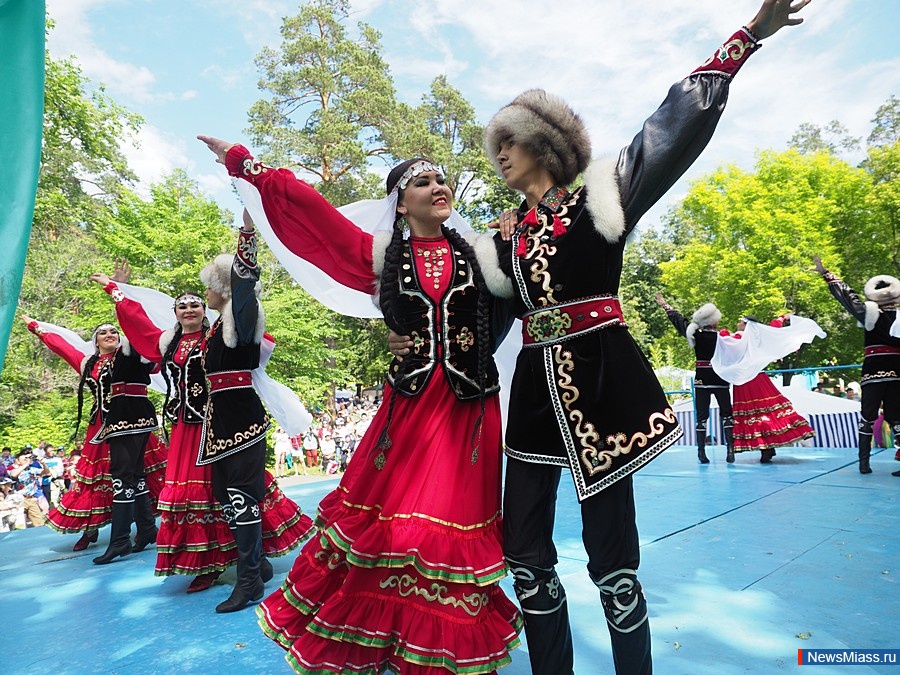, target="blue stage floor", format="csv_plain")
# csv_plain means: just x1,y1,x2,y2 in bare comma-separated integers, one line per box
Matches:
3,444,898,674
